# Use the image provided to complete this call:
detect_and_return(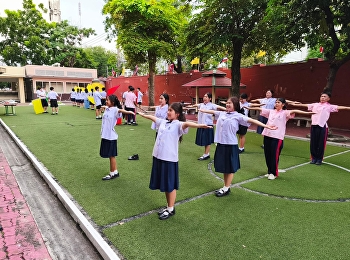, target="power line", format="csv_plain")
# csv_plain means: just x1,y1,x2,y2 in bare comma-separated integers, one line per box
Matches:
82,33,109,46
